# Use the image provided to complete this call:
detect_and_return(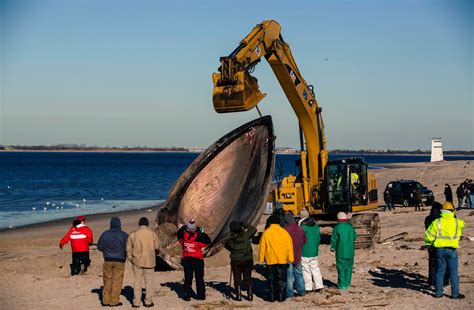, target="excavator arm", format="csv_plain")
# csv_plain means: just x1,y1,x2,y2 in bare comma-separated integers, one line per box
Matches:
212,20,328,211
